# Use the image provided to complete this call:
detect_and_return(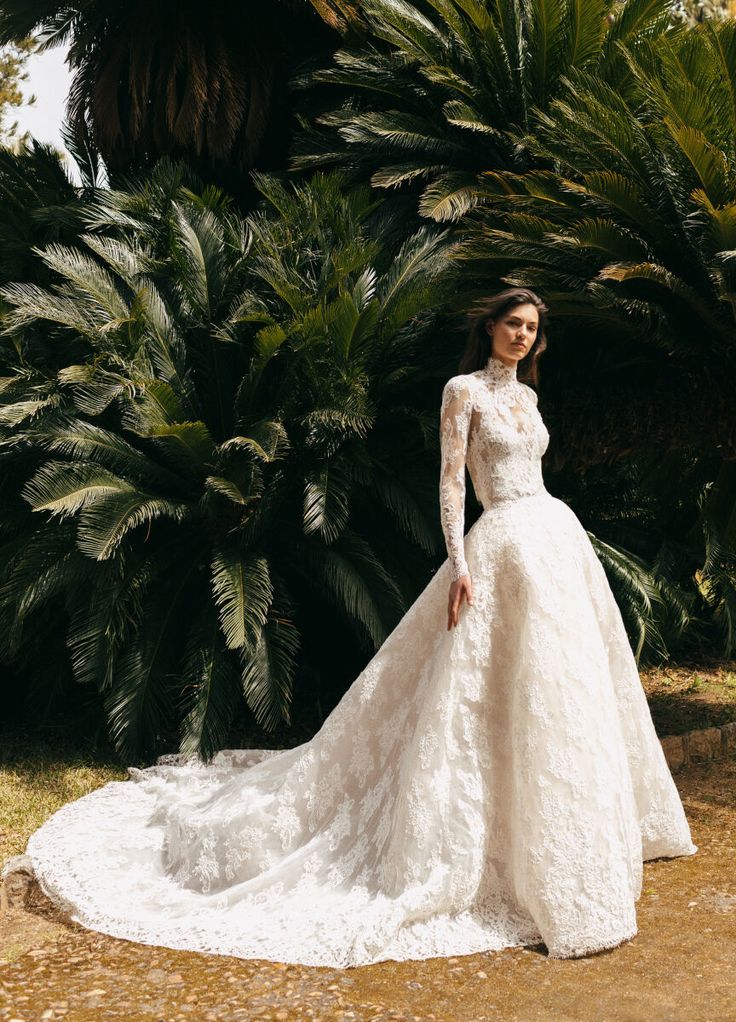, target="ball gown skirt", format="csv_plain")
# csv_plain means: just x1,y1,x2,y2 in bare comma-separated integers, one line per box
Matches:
13,357,697,968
